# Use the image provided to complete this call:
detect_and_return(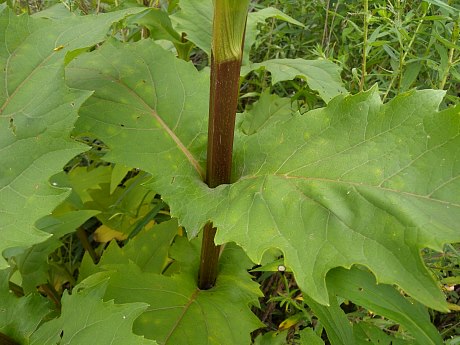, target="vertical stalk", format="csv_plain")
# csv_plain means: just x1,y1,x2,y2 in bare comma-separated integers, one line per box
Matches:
198,0,250,290
360,0,369,91
439,18,459,90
